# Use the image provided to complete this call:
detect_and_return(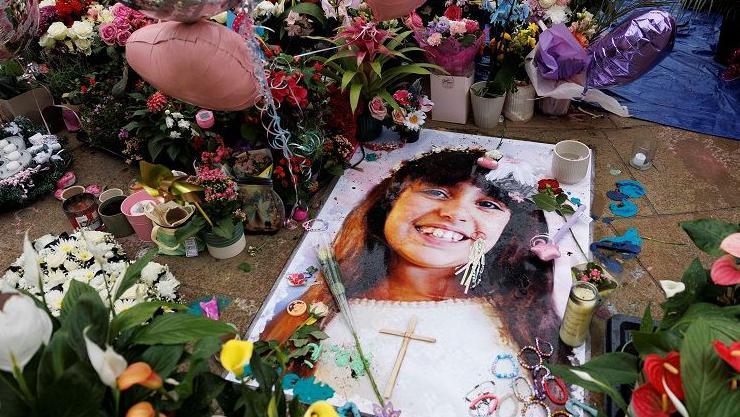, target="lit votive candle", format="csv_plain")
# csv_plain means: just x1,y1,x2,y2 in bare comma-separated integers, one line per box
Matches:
631,152,647,167
559,282,600,347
